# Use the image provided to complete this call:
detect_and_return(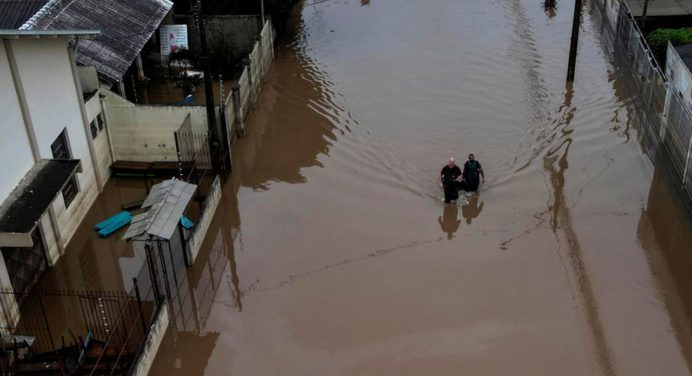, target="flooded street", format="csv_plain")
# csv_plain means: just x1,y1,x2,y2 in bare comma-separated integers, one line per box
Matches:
150,0,692,374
